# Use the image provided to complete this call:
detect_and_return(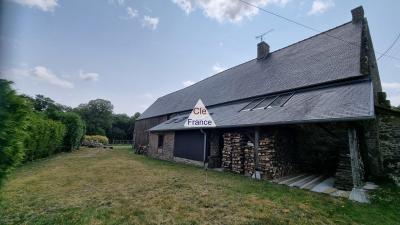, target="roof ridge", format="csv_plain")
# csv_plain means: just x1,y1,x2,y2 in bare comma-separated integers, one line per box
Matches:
156,21,355,102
